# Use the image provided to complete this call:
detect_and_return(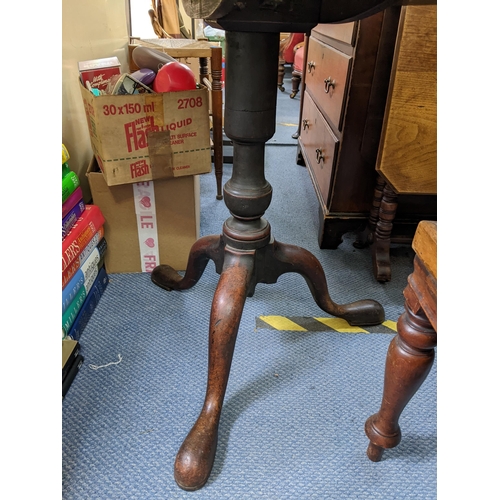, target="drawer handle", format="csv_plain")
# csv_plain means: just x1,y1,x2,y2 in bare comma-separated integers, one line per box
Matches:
324,77,336,93
315,148,325,164
302,119,309,130
307,61,315,73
